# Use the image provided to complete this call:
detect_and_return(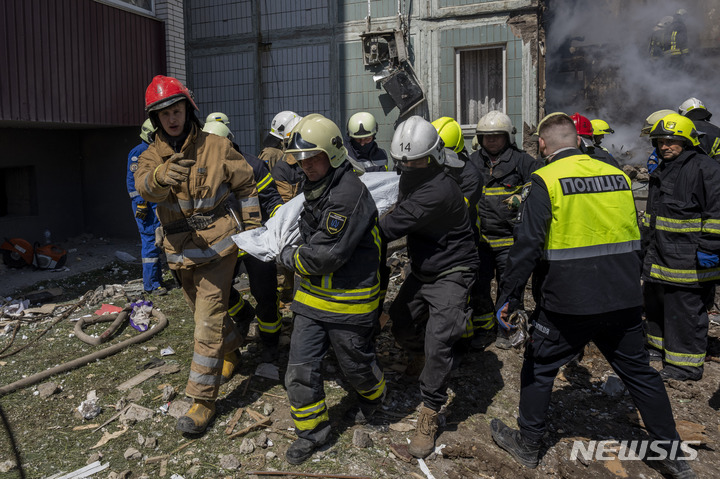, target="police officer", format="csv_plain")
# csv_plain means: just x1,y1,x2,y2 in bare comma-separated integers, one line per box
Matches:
678,97,720,160
127,119,166,296
468,111,542,349
572,112,620,168
259,111,302,170
203,120,285,364
134,76,261,434
380,116,479,459
490,113,695,479
278,114,386,464
642,113,720,382
345,112,388,172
